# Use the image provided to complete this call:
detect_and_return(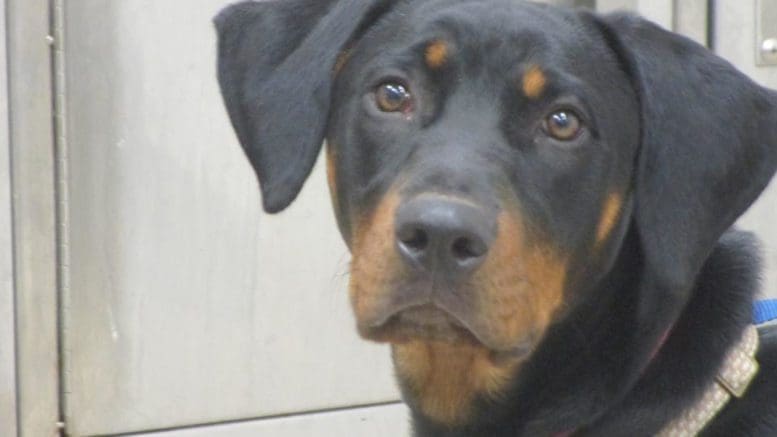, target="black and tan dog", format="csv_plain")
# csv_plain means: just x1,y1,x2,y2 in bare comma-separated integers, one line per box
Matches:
214,1,777,435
